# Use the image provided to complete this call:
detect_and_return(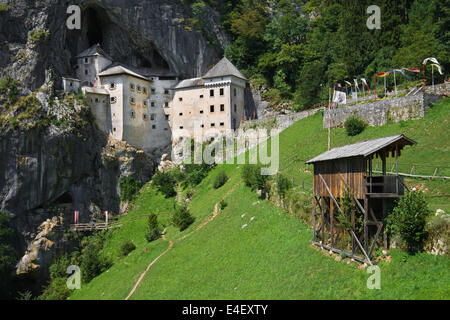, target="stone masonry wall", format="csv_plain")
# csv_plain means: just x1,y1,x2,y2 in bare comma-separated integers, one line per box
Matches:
323,92,443,129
